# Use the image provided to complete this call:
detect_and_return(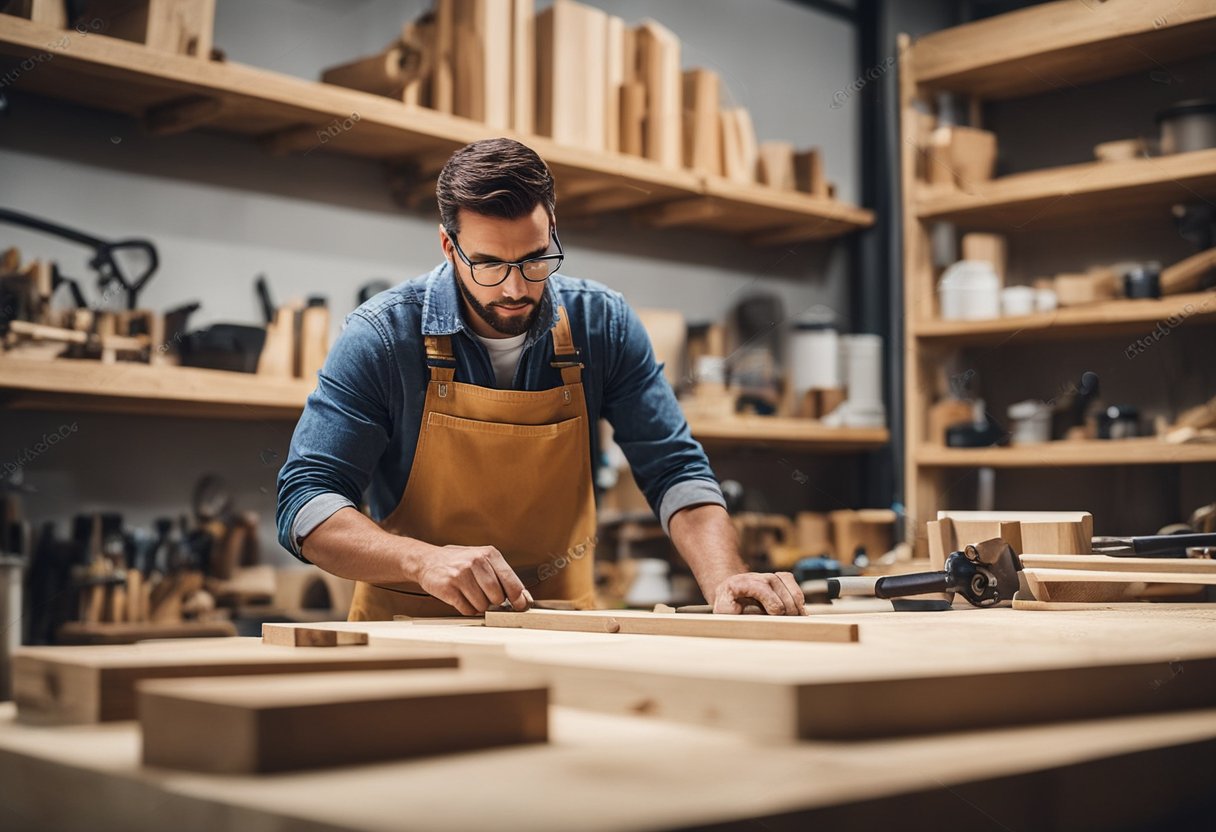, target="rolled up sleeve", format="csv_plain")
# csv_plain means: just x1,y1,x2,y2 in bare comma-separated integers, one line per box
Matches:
600,294,724,535
275,311,397,560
